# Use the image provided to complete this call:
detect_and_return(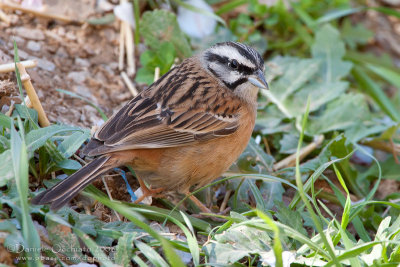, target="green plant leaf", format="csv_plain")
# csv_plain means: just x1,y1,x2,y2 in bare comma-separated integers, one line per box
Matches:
0,113,11,129
56,159,82,170
46,219,84,263
57,130,90,159
115,232,137,266
274,202,308,237
26,125,86,153
306,93,370,139
311,24,353,82
0,150,13,186
10,119,42,266
341,19,373,49
203,223,272,264
140,9,192,59
265,24,352,119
